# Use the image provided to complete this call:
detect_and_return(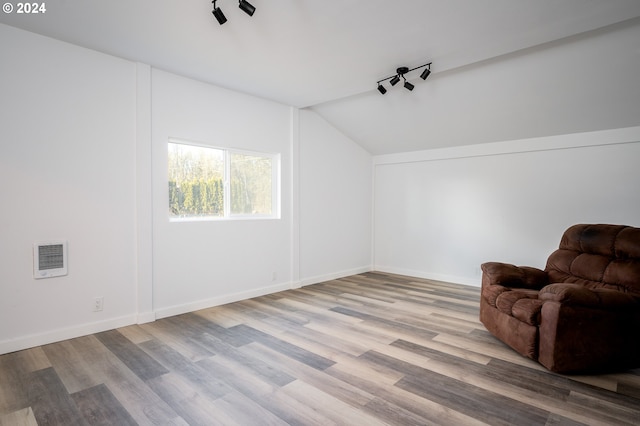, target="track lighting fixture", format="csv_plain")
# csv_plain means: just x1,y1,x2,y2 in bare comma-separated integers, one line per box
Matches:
239,0,256,16
211,0,256,25
376,62,432,95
